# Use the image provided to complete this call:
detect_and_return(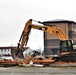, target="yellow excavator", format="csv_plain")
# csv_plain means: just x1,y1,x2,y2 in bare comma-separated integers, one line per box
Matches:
12,19,76,62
